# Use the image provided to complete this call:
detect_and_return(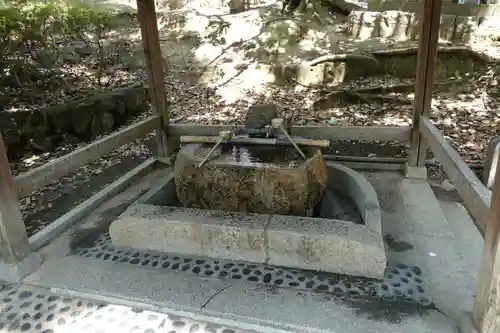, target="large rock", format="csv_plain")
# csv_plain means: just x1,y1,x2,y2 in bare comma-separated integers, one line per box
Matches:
174,143,328,216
